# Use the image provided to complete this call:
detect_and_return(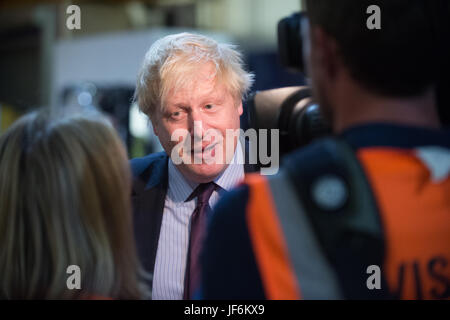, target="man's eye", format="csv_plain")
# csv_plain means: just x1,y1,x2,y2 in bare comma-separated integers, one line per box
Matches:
204,104,214,110
170,111,184,119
